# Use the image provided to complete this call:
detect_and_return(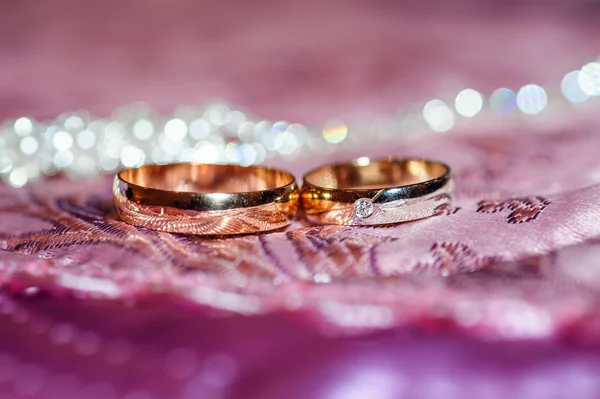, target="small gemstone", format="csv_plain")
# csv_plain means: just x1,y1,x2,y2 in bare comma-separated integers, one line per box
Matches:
354,199,374,218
